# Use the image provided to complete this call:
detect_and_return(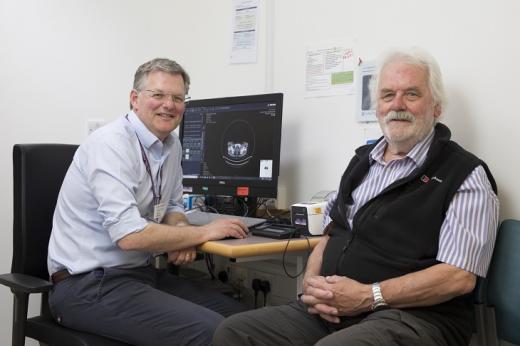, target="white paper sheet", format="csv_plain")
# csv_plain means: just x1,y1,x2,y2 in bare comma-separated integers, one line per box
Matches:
230,0,259,64
305,43,355,97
